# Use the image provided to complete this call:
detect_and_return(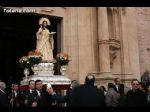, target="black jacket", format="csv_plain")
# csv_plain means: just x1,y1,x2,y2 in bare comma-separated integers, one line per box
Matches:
8,90,22,107
23,89,37,107
70,84,105,107
0,90,10,107
34,90,53,107
114,84,124,94
51,88,73,106
126,89,147,106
